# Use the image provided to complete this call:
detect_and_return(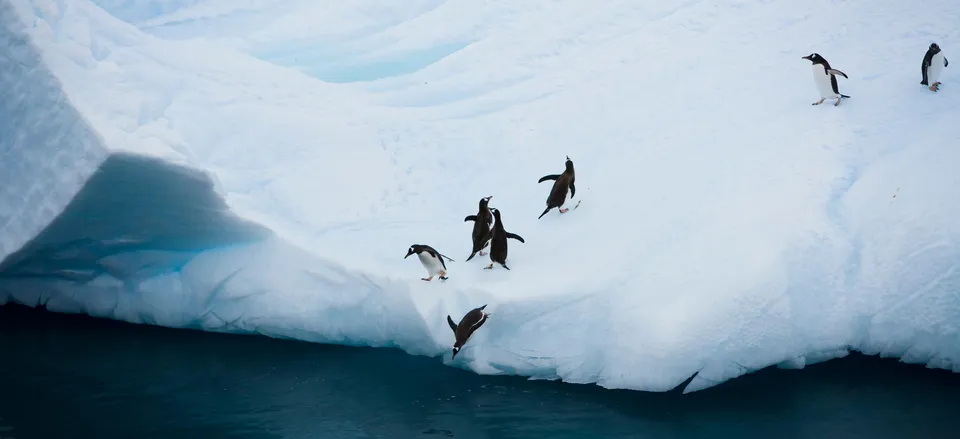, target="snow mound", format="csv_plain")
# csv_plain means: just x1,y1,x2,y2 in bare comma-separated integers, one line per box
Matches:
2,0,960,393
